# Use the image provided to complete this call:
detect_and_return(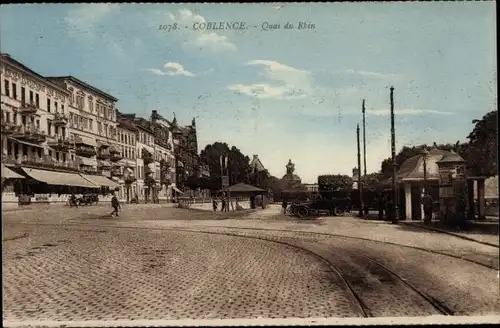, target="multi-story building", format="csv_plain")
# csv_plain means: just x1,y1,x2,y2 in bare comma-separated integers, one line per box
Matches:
115,113,138,201
1,53,106,207
46,76,120,186
150,110,180,200
170,116,199,191
133,116,156,202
